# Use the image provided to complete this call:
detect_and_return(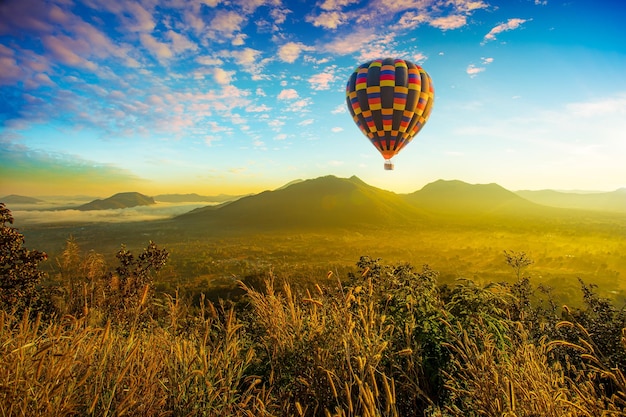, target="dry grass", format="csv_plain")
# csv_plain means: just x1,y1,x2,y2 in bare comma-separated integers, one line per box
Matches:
2,268,626,416
0,303,270,417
